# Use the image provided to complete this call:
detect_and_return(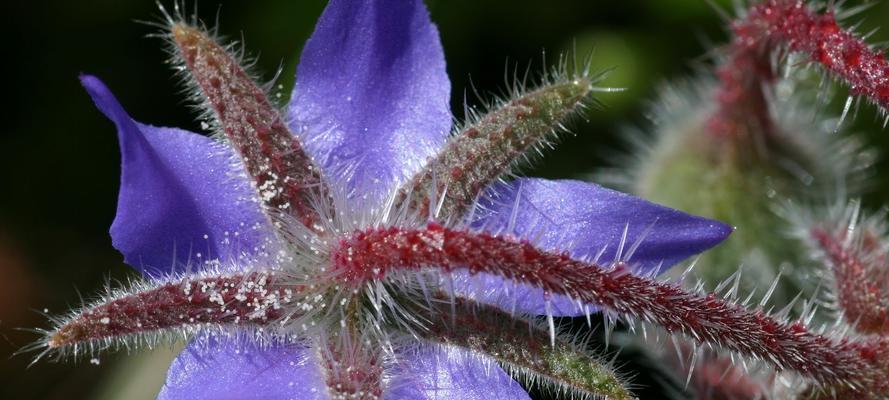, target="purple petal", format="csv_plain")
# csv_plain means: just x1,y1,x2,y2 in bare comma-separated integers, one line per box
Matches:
456,178,733,316
158,337,326,400
288,0,451,203
81,75,268,276
386,344,529,400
